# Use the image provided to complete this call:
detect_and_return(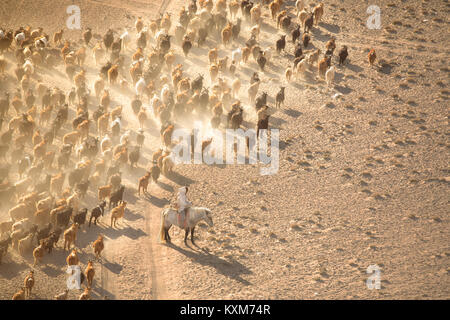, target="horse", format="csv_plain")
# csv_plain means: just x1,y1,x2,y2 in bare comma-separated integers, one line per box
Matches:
160,207,213,244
